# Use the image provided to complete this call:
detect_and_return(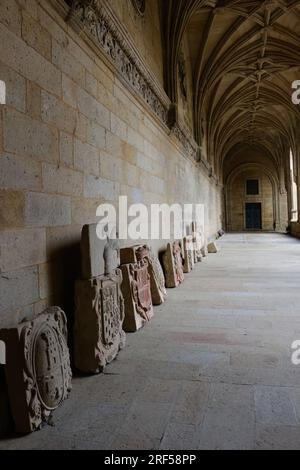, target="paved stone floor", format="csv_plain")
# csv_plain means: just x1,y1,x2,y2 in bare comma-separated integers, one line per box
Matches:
1,232,300,450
